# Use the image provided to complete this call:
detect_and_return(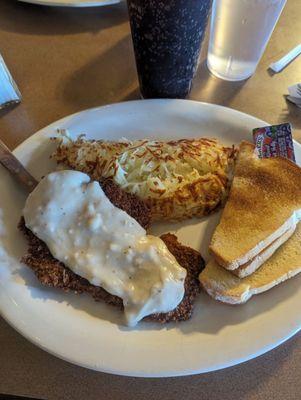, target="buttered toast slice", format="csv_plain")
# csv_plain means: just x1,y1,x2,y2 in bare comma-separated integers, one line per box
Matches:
210,141,301,273
200,223,301,304
230,227,295,278
53,133,235,221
